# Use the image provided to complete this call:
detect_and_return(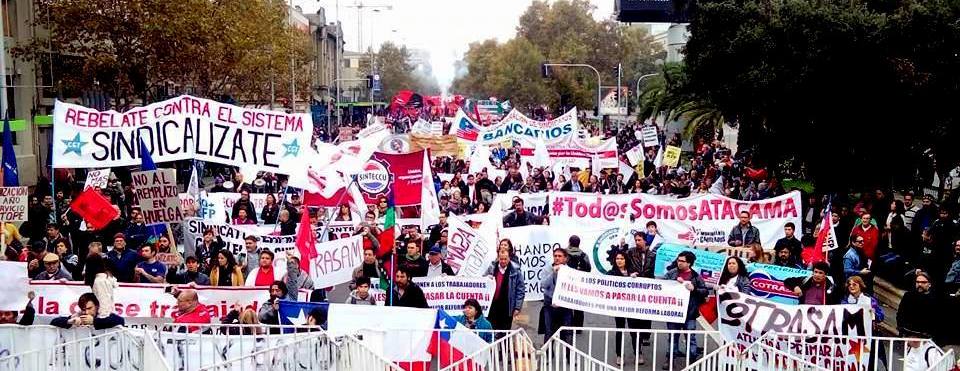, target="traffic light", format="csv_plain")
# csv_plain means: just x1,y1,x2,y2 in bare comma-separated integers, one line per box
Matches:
541,63,551,78
366,75,374,88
